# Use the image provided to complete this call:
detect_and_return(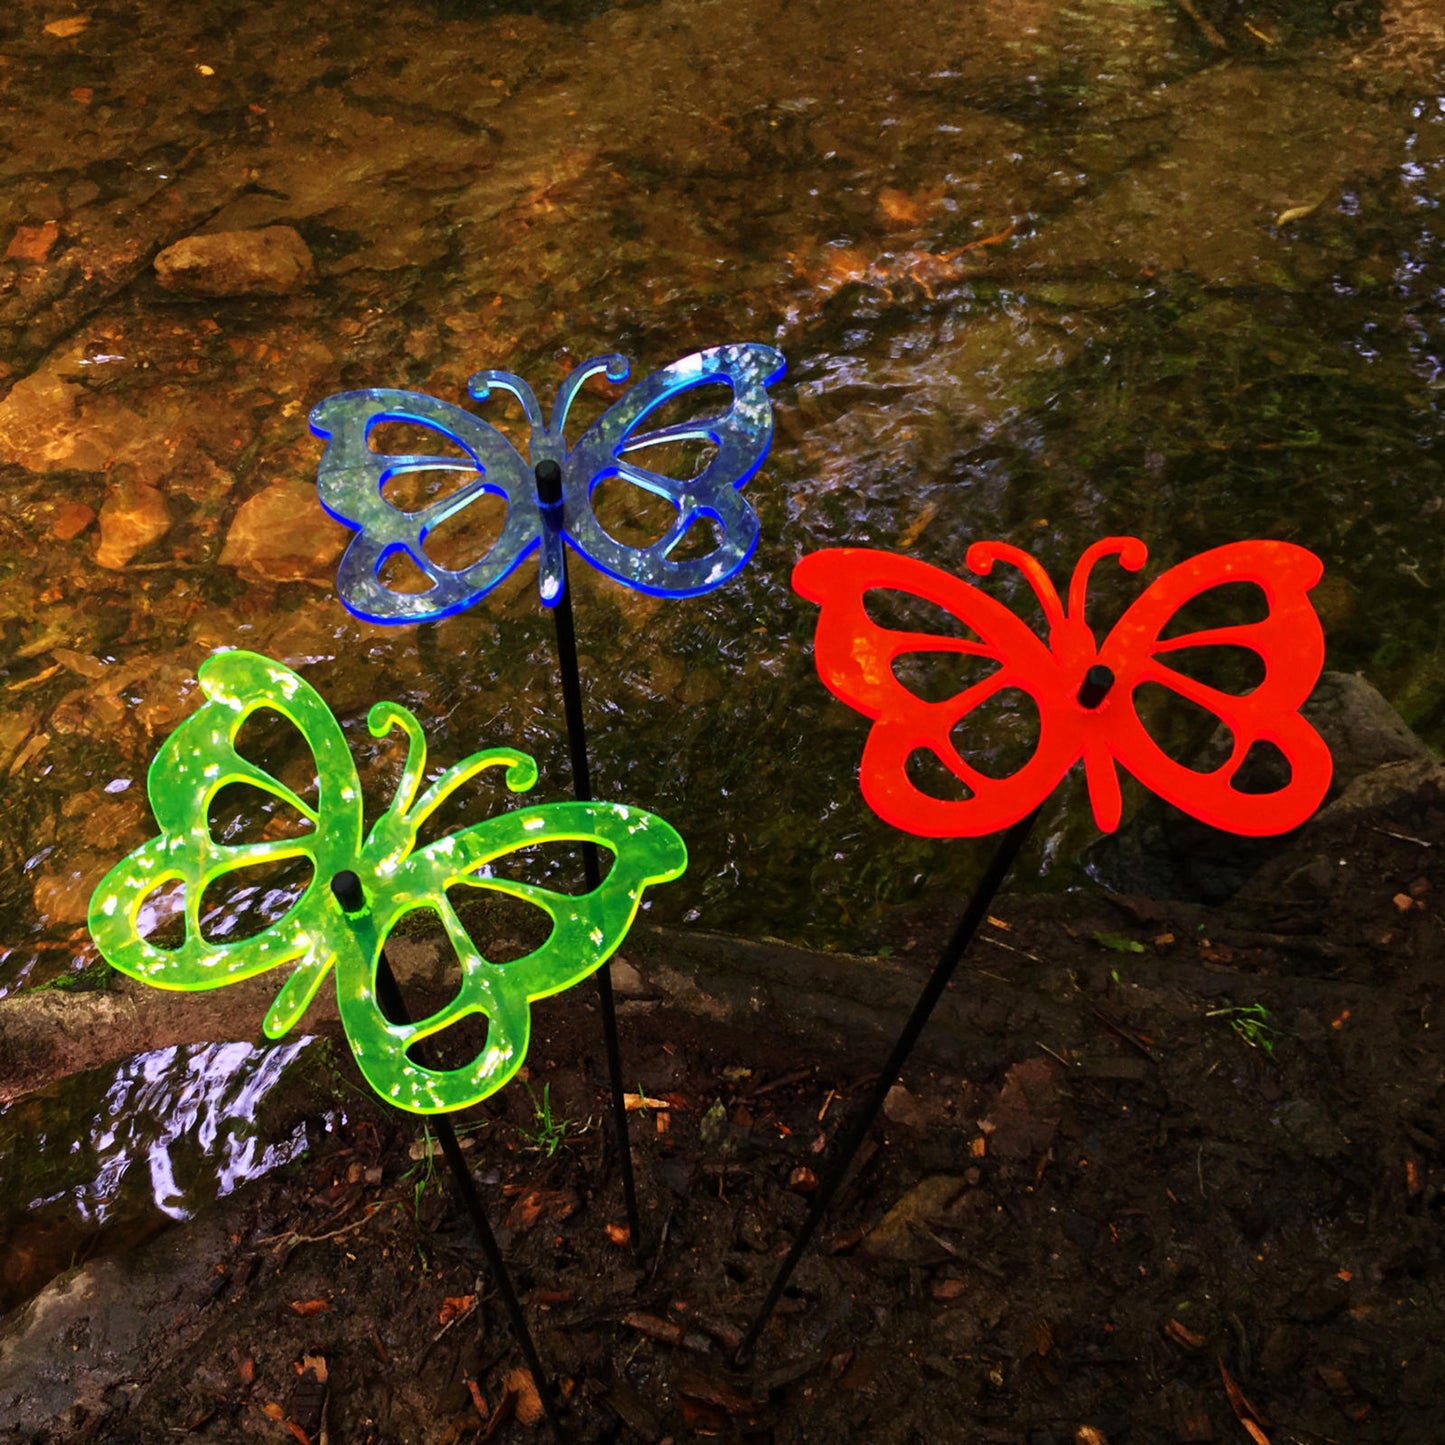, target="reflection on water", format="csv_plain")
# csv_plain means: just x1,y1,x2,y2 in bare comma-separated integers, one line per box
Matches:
36,1040,312,1223
0,1038,323,1312
0,0,1440,975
